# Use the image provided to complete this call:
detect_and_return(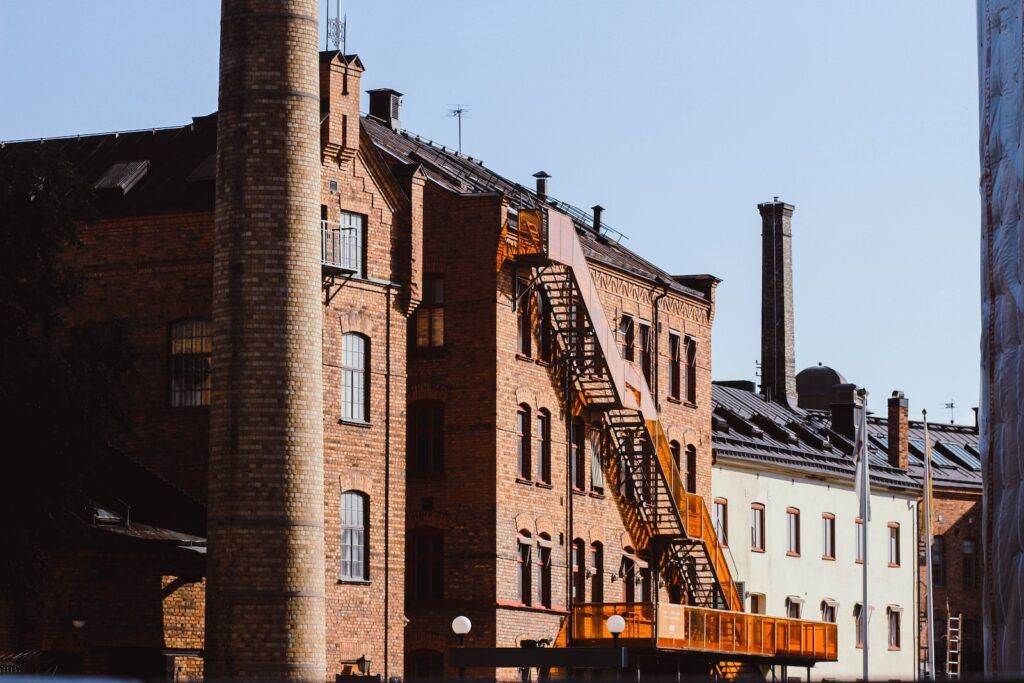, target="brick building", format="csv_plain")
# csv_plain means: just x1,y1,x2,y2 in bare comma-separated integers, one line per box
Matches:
1,46,841,679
